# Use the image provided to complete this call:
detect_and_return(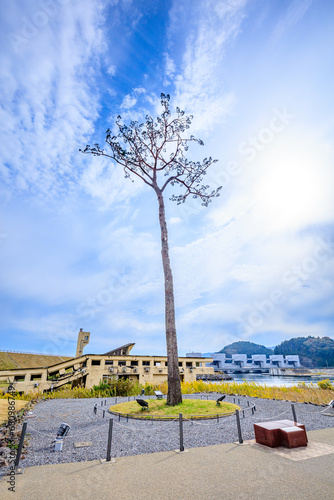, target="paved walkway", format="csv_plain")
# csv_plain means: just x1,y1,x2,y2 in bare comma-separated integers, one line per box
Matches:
1,428,334,500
